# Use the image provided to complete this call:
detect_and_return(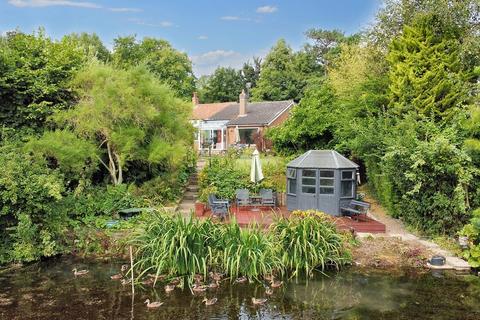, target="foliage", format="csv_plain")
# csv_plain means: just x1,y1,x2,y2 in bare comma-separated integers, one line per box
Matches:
272,211,349,276
220,221,281,280
63,32,111,62
251,39,321,101
54,62,193,185
199,156,248,201
0,29,85,132
131,212,222,280
0,144,68,263
460,209,480,268
198,67,245,103
112,36,195,99
130,211,349,282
